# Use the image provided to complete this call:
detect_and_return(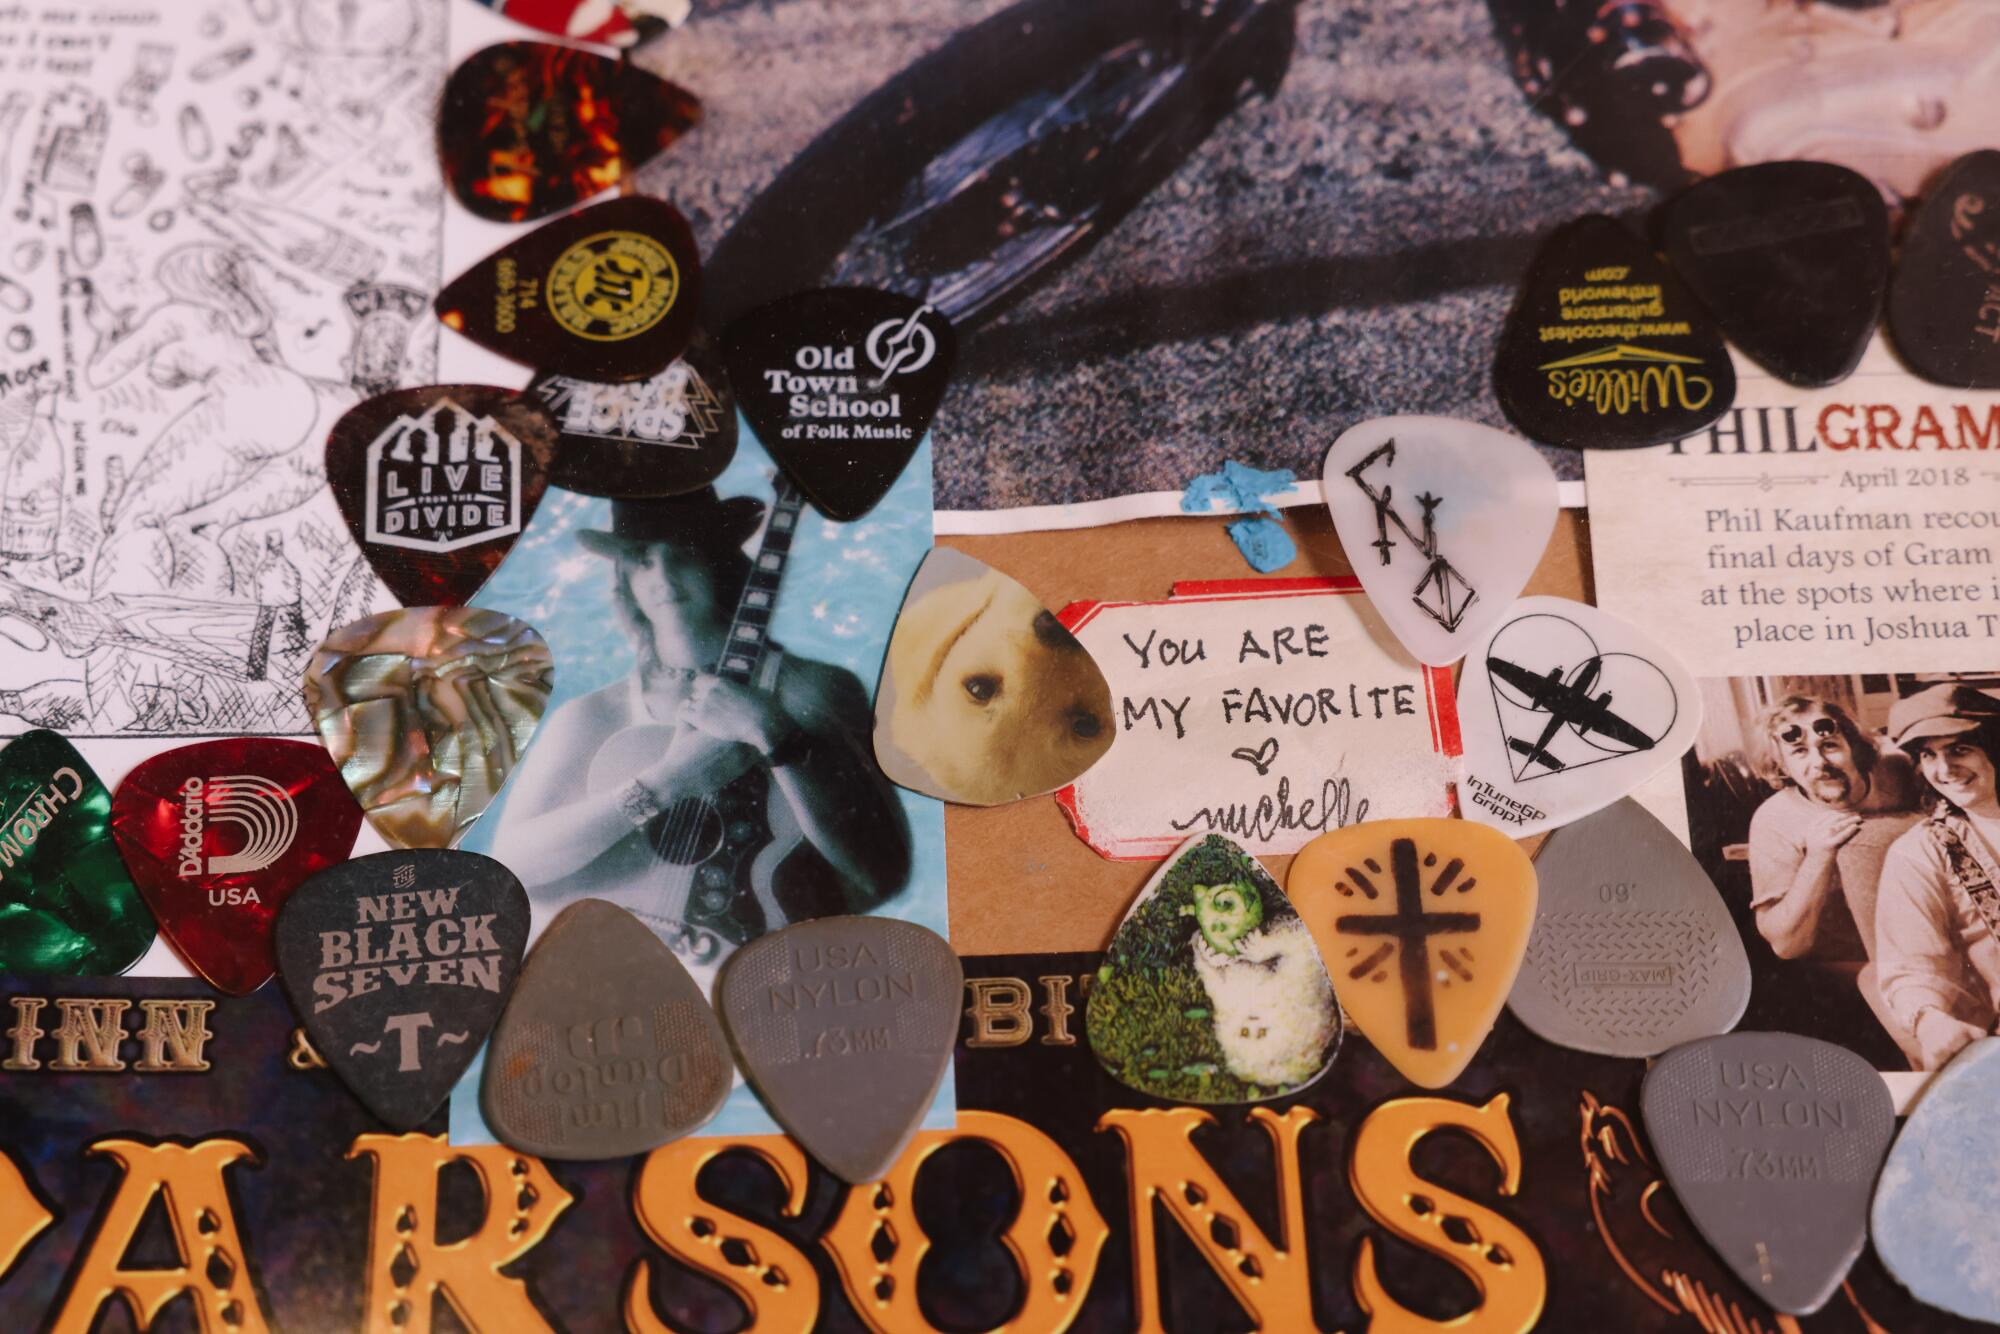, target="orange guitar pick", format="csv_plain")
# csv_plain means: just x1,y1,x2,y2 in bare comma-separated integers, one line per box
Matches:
1289,820,1535,1088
